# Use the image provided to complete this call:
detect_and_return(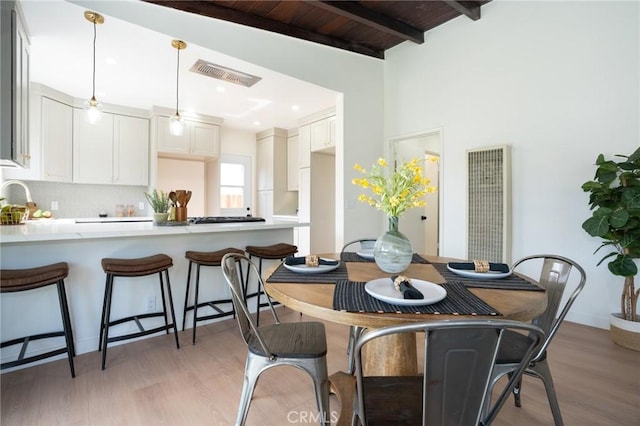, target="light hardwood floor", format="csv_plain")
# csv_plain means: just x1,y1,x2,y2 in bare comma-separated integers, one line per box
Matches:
1,308,638,425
